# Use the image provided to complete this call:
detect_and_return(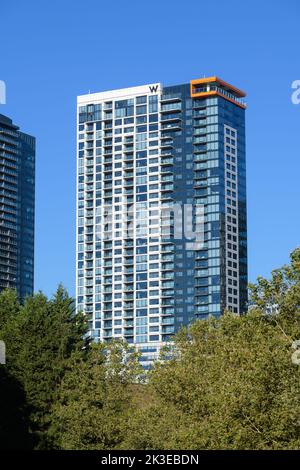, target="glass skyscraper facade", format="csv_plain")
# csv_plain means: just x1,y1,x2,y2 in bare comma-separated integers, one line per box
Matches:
0,114,35,299
76,77,247,367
